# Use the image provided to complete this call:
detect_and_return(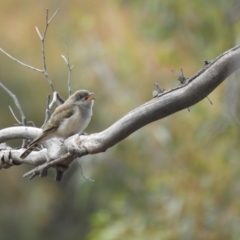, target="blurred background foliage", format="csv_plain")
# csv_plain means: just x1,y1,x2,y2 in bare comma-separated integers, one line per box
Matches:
0,0,240,239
